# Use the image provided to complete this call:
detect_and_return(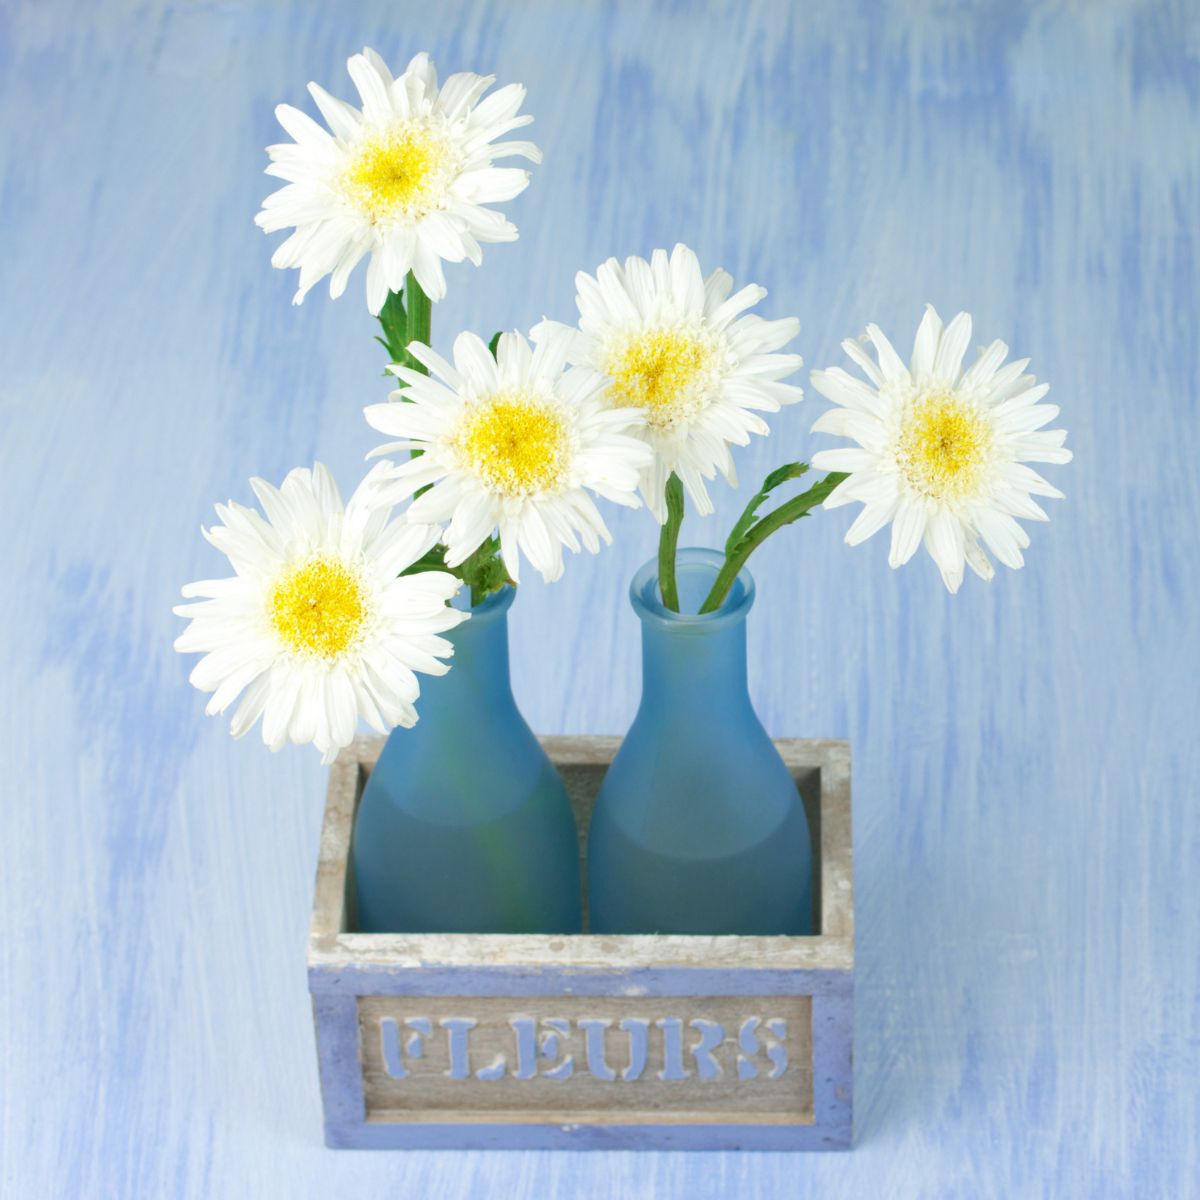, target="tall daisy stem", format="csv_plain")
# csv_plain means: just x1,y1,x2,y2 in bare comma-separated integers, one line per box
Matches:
397,273,431,471
658,474,685,611
376,277,510,606
404,271,432,372
699,472,848,614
